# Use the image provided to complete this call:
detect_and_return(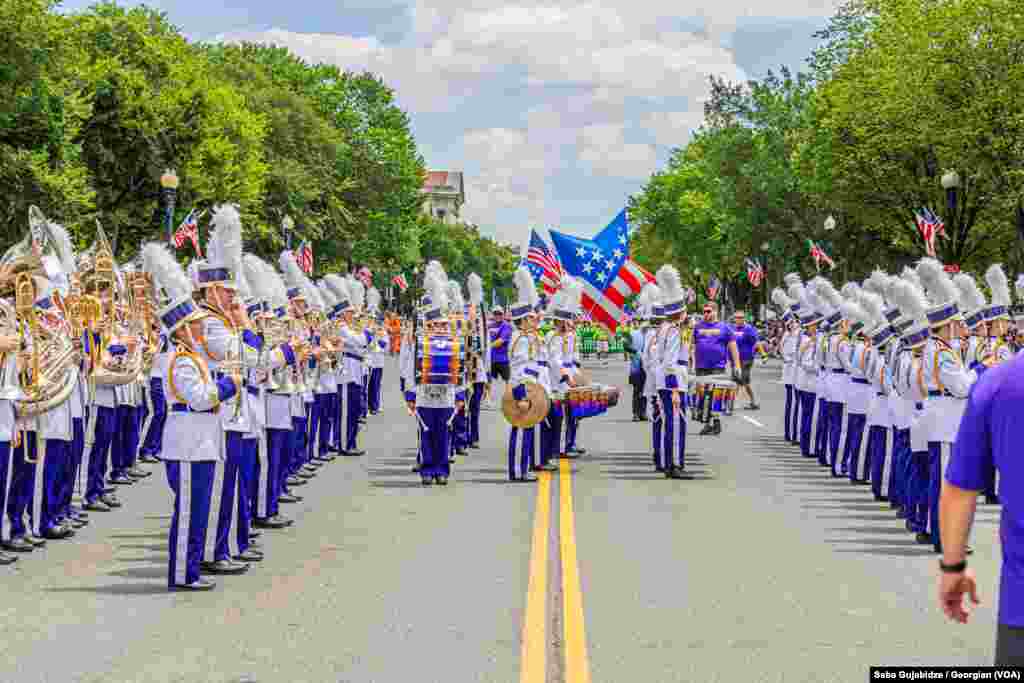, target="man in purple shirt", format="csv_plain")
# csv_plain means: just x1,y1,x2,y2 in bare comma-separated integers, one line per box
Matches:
939,354,1022,663
731,310,764,410
693,303,742,435
488,307,513,404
